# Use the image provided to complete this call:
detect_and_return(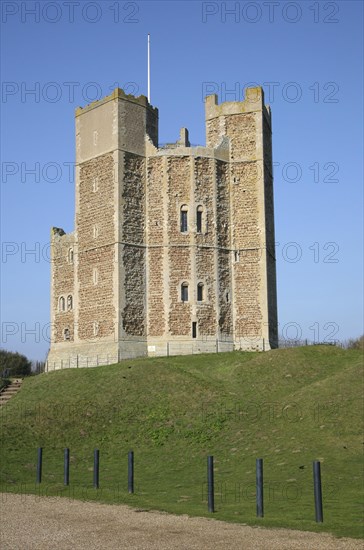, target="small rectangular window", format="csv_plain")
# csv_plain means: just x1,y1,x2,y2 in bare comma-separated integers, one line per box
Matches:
192,322,197,339
181,283,188,302
197,283,204,302
196,212,202,233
